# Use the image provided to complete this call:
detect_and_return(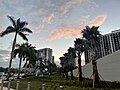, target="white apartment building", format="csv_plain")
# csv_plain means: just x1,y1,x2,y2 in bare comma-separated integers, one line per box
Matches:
37,48,54,65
